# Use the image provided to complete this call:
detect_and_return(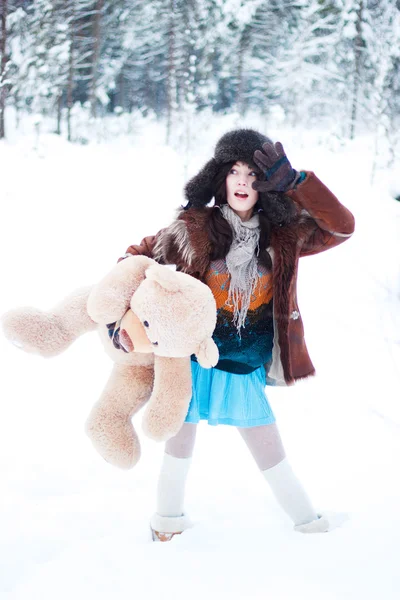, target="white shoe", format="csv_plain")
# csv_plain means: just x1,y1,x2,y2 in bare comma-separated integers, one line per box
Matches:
294,511,349,534
150,513,193,543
